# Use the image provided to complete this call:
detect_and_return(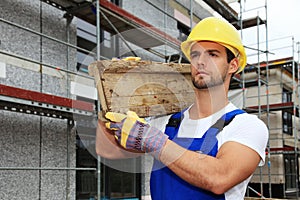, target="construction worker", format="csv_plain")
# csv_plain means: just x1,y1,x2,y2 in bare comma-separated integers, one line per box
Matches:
96,17,269,200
